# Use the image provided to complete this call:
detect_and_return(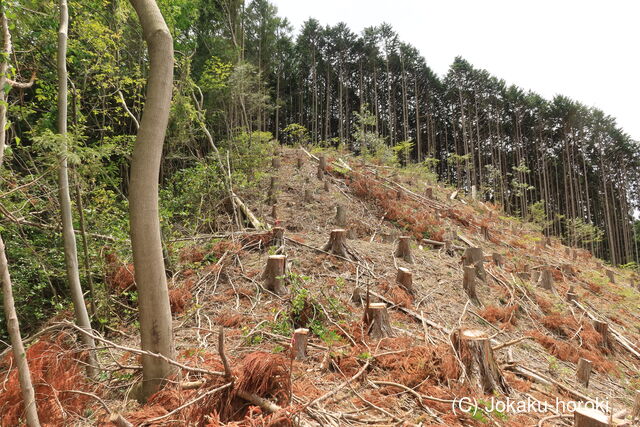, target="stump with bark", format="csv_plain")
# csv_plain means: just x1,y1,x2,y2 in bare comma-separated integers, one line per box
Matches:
396,189,404,200
566,286,578,303
492,252,504,268
463,266,481,306
444,240,455,256
593,320,613,352
335,204,347,227
425,187,433,199
576,358,592,387
605,270,615,283
538,269,555,293
395,236,414,264
573,407,609,427
481,225,490,241
531,270,540,284
396,267,414,295
463,247,486,281
324,181,330,192
452,329,511,394
270,227,285,248
271,204,278,220
296,156,303,169
304,189,313,203
292,328,309,360
322,229,357,260
572,250,578,261
272,157,280,169
263,255,287,295
364,303,394,339
317,155,326,180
